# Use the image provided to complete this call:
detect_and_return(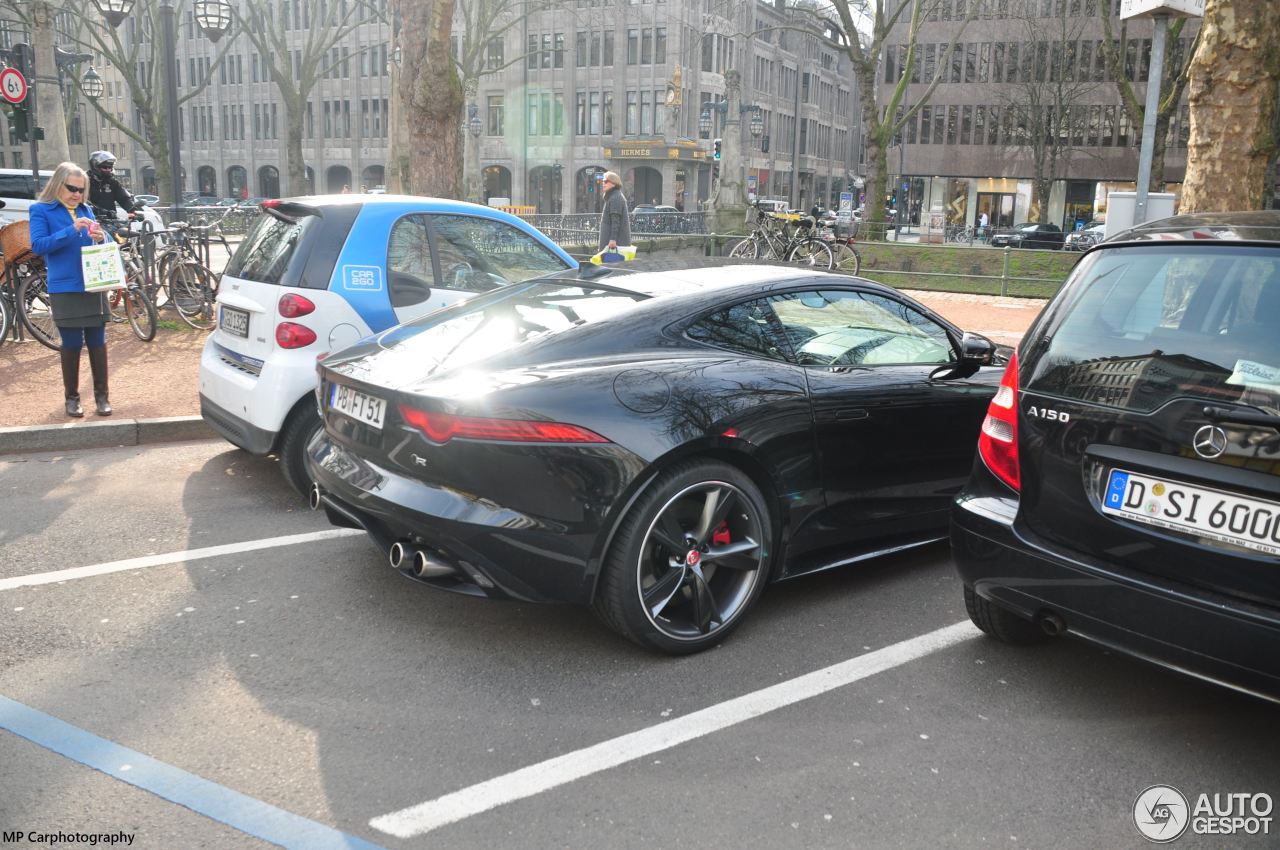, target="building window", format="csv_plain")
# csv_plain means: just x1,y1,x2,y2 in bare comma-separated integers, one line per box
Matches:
488,94,504,136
